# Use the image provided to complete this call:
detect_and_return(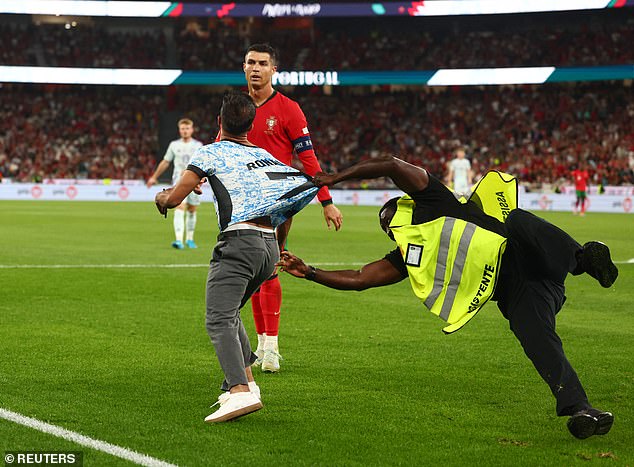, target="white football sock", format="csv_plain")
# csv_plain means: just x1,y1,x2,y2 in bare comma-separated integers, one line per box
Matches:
264,335,278,352
173,209,185,242
185,211,197,241
256,333,266,352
